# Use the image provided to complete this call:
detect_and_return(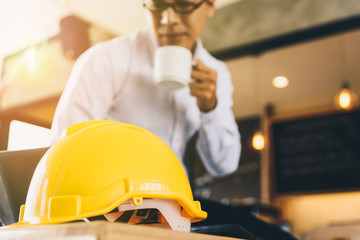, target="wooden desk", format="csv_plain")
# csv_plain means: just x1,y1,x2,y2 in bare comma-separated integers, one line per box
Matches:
0,221,240,240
